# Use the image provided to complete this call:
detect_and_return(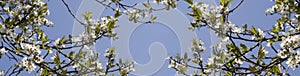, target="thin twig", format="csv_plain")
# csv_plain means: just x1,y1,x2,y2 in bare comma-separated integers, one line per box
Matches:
61,0,85,25
229,0,244,13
